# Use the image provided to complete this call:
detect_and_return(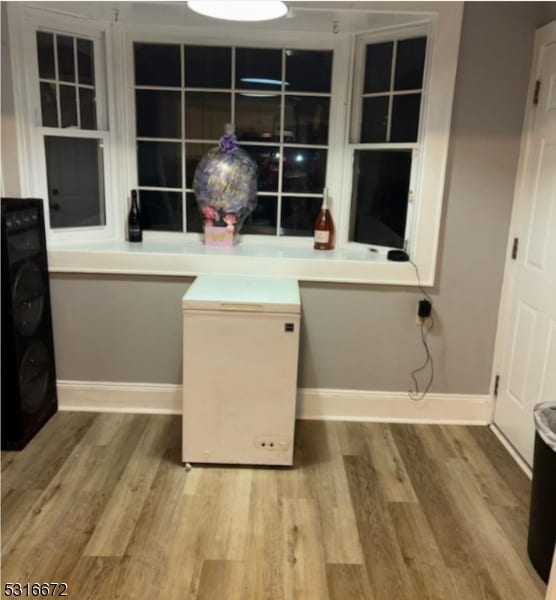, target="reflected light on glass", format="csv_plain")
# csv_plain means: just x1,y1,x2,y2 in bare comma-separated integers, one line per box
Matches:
295,154,304,163
187,1,288,22
240,78,289,87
